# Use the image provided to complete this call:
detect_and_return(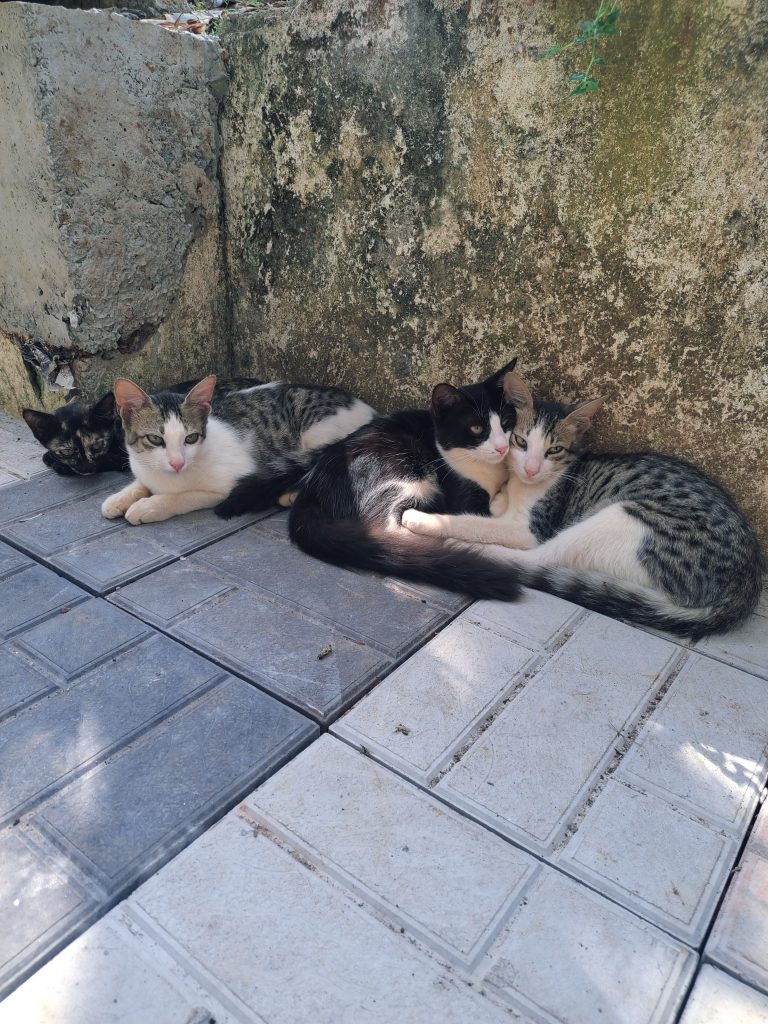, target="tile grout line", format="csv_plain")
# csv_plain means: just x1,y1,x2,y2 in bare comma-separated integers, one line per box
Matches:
672,789,768,1022
108,572,477,727
0,509,273,599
